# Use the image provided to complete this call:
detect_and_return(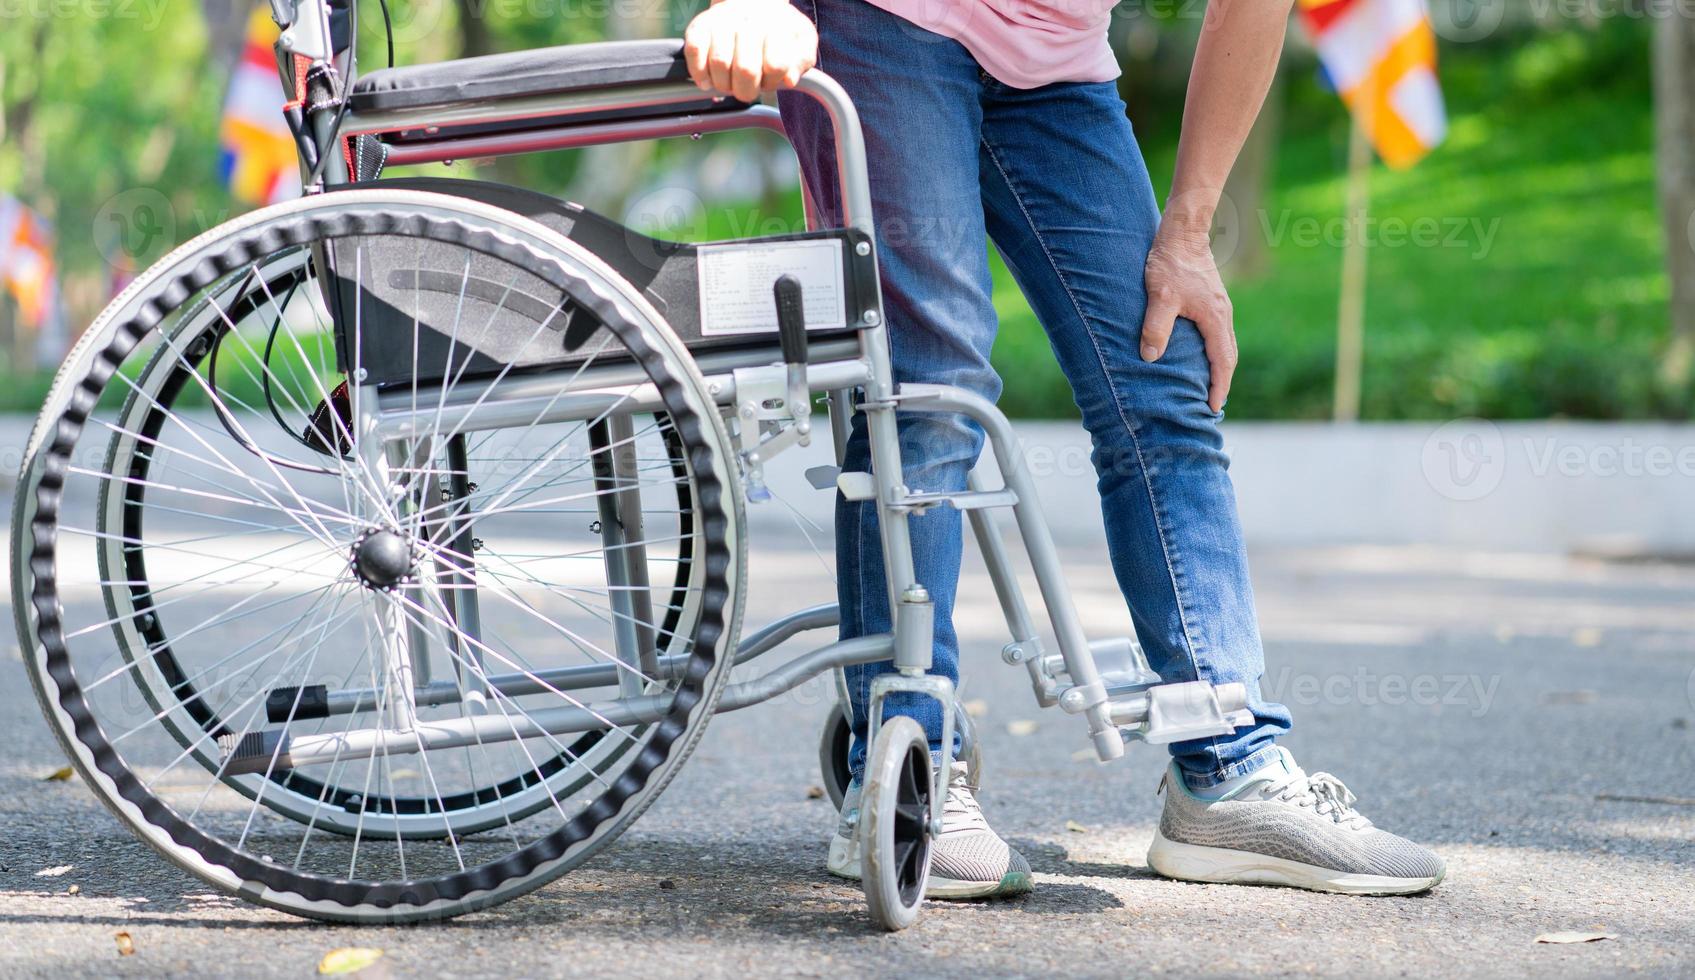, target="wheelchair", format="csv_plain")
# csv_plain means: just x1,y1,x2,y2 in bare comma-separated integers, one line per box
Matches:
10,0,1252,928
